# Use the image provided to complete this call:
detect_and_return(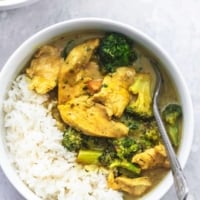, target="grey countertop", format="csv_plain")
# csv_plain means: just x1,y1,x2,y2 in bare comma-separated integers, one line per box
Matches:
0,0,199,199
